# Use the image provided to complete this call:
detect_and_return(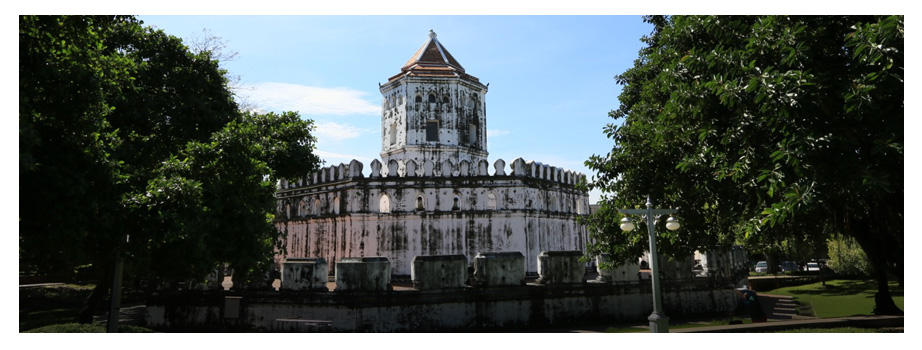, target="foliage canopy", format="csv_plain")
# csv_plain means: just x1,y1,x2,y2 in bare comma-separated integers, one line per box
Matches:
583,15,902,314
19,15,321,293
